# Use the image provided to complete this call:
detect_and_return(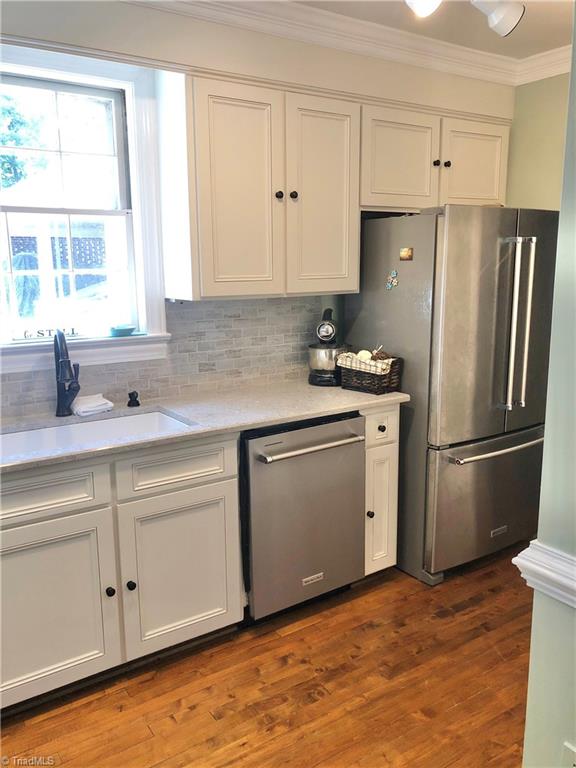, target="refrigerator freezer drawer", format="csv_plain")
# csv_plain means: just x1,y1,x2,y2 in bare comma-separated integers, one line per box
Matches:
425,426,544,574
